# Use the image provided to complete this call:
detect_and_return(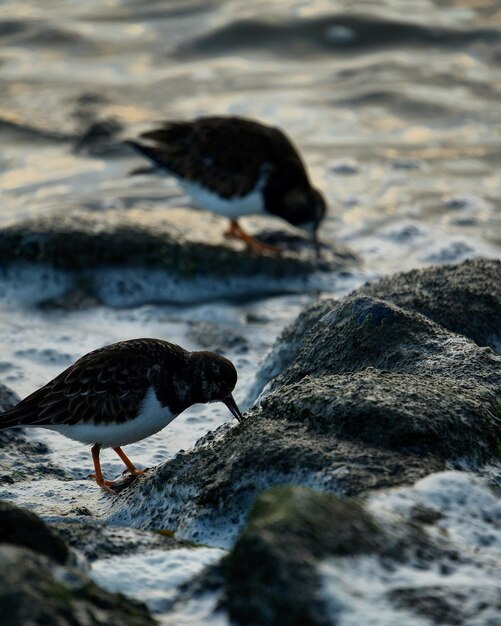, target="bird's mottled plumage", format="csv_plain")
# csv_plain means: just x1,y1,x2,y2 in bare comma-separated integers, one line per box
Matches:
0,338,242,492
127,116,326,253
